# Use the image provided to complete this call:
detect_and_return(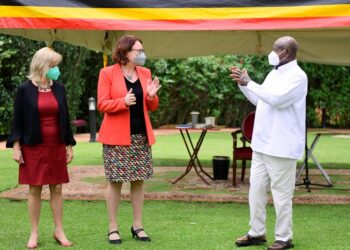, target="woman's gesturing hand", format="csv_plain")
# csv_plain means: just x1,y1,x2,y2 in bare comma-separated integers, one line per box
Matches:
146,77,161,100
125,88,136,106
